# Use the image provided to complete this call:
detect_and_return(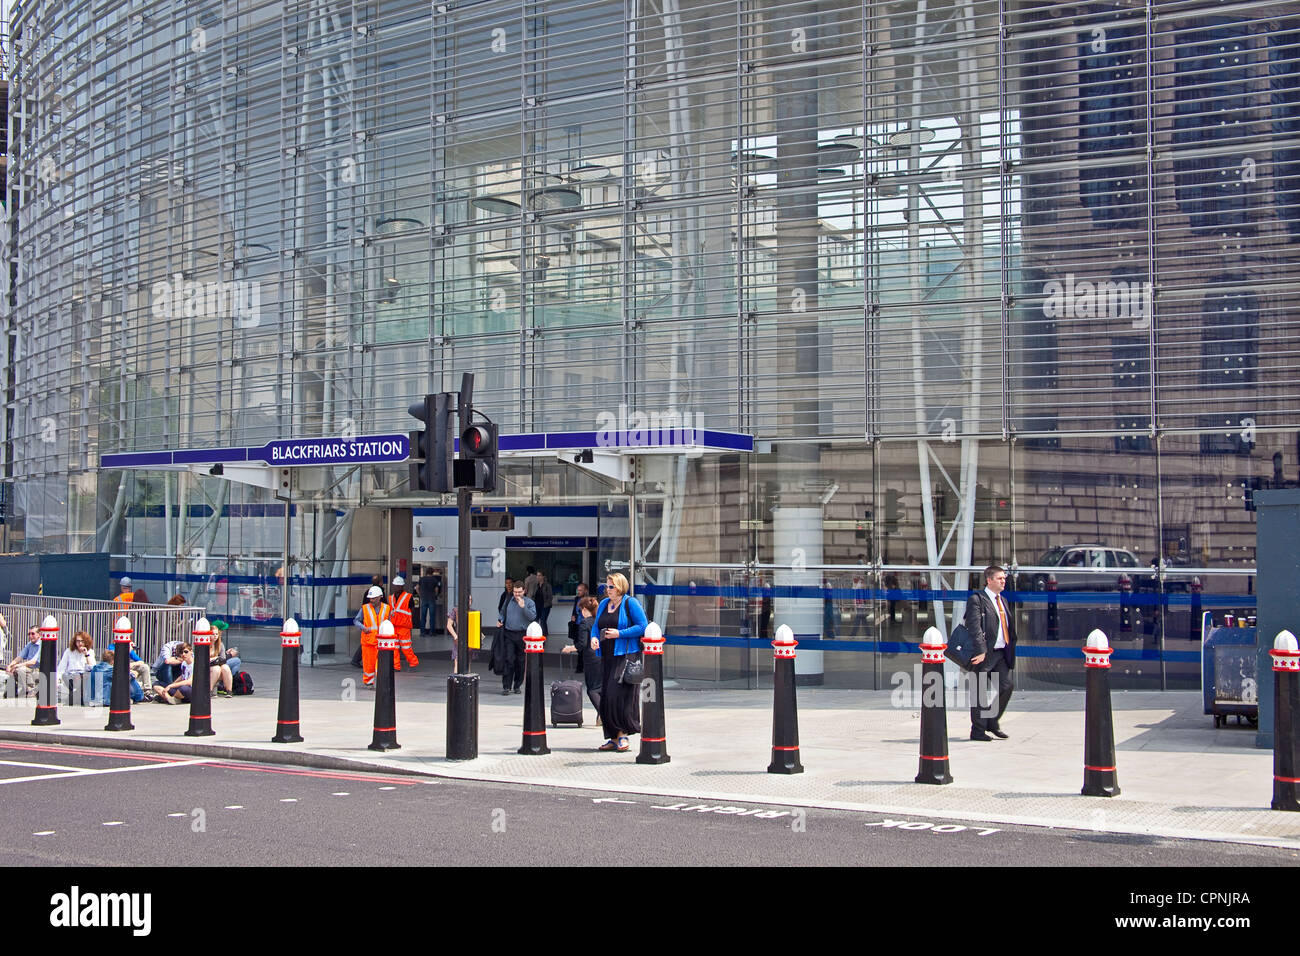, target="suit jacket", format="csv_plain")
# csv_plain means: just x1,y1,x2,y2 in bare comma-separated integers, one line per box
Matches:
965,589,1017,668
